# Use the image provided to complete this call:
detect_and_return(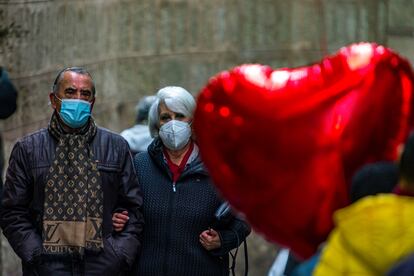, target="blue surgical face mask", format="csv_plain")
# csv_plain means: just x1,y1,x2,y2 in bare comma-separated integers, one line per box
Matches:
55,95,92,128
